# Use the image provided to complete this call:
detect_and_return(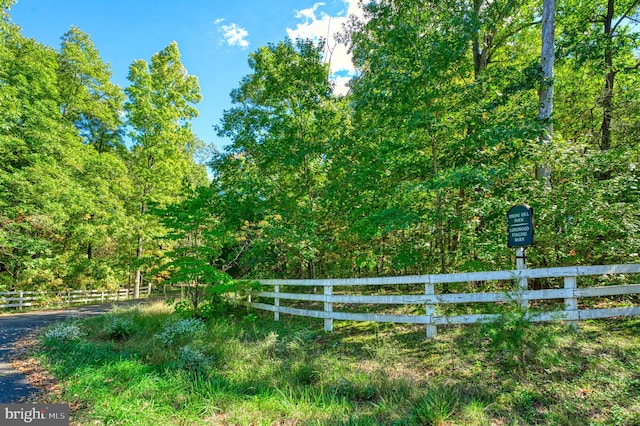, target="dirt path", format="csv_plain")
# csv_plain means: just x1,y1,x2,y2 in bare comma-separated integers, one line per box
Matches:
0,300,157,403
